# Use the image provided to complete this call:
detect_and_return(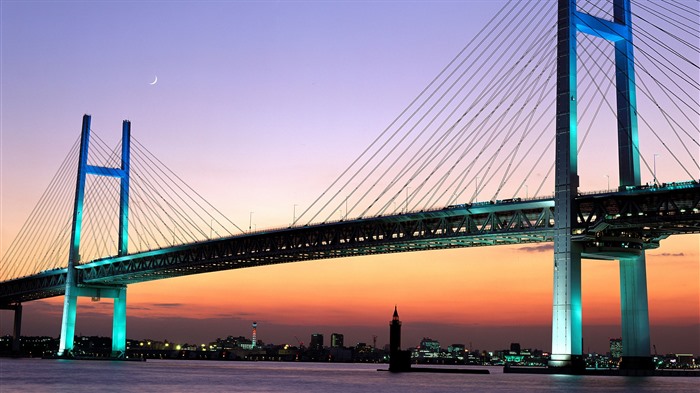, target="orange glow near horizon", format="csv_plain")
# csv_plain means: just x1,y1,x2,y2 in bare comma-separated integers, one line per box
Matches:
3,233,697,355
